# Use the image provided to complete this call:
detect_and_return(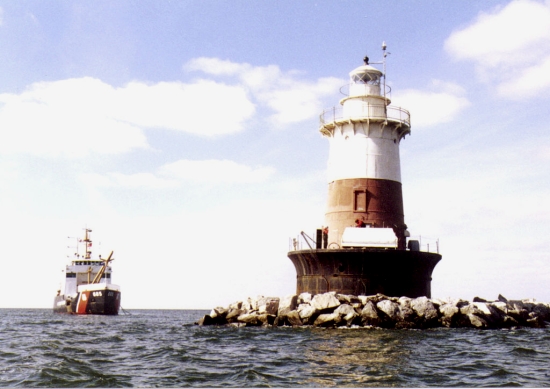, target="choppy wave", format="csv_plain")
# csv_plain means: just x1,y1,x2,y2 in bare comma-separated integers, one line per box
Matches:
1,309,550,387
